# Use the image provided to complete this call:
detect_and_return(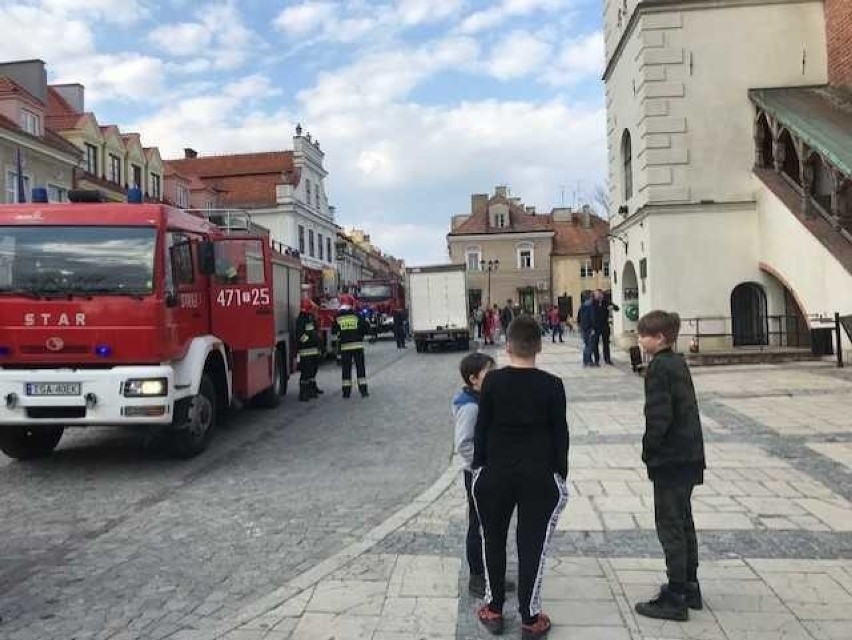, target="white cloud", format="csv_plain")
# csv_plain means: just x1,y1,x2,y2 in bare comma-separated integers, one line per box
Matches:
297,36,480,115
486,30,551,80
541,31,604,86
40,0,150,25
397,0,465,25
273,0,466,45
274,1,336,35
459,0,567,34
147,1,261,70
224,74,282,100
149,22,213,56
0,5,95,61
54,53,167,104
